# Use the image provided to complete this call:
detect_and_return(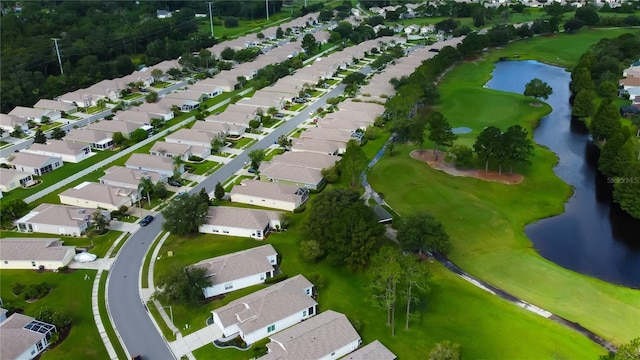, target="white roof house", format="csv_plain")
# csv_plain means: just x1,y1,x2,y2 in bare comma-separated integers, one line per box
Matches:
33,99,78,114
258,162,325,190
344,340,397,360
260,310,362,360
113,109,154,125
316,118,370,132
149,141,191,160
199,206,282,240
192,120,246,137
64,128,114,150
99,165,164,190
206,111,257,127
269,151,340,170
23,140,92,163
164,90,209,103
193,244,278,298
300,127,355,144
59,181,139,211
0,312,57,360
199,73,238,92
230,179,309,212
0,113,29,133
0,168,33,193
211,275,317,345
88,120,142,138
165,128,215,150
16,203,108,237
125,153,183,177
135,102,174,121
9,106,61,122
158,96,200,112
9,152,63,176
0,238,75,270
290,138,342,155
